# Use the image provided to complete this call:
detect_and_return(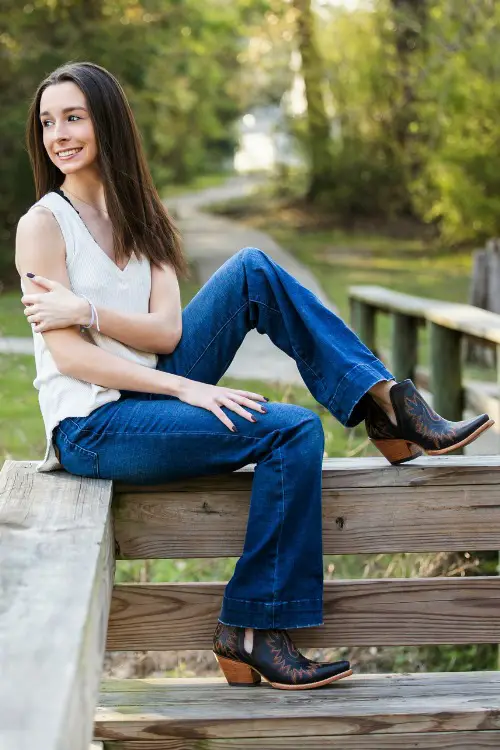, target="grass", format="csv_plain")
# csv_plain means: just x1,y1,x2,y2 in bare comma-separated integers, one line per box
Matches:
161,171,231,199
